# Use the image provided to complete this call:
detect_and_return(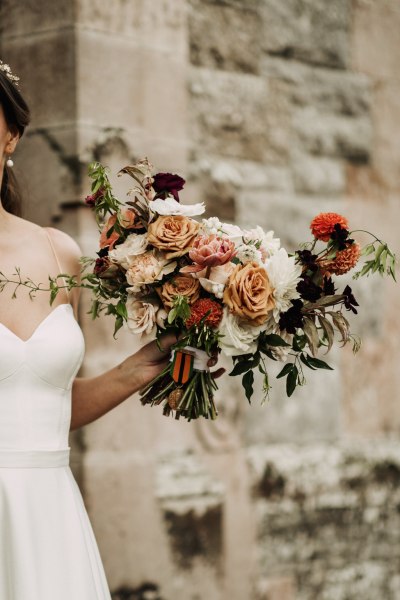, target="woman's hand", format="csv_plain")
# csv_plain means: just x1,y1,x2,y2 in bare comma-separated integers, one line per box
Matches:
133,332,178,390
132,334,225,391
